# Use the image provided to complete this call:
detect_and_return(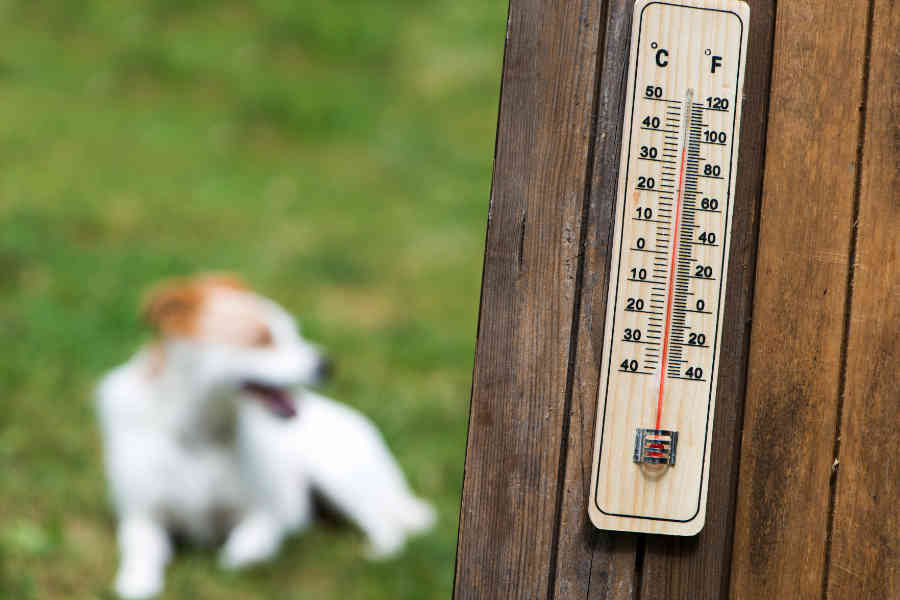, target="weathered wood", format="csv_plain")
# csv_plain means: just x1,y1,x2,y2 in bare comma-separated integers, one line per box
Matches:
550,0,639,596
639,0,775,596
546,0,780,591
459,0,897,597
826,0,899,597
552,0,775,593
729,1,871,598
453,0,605,597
